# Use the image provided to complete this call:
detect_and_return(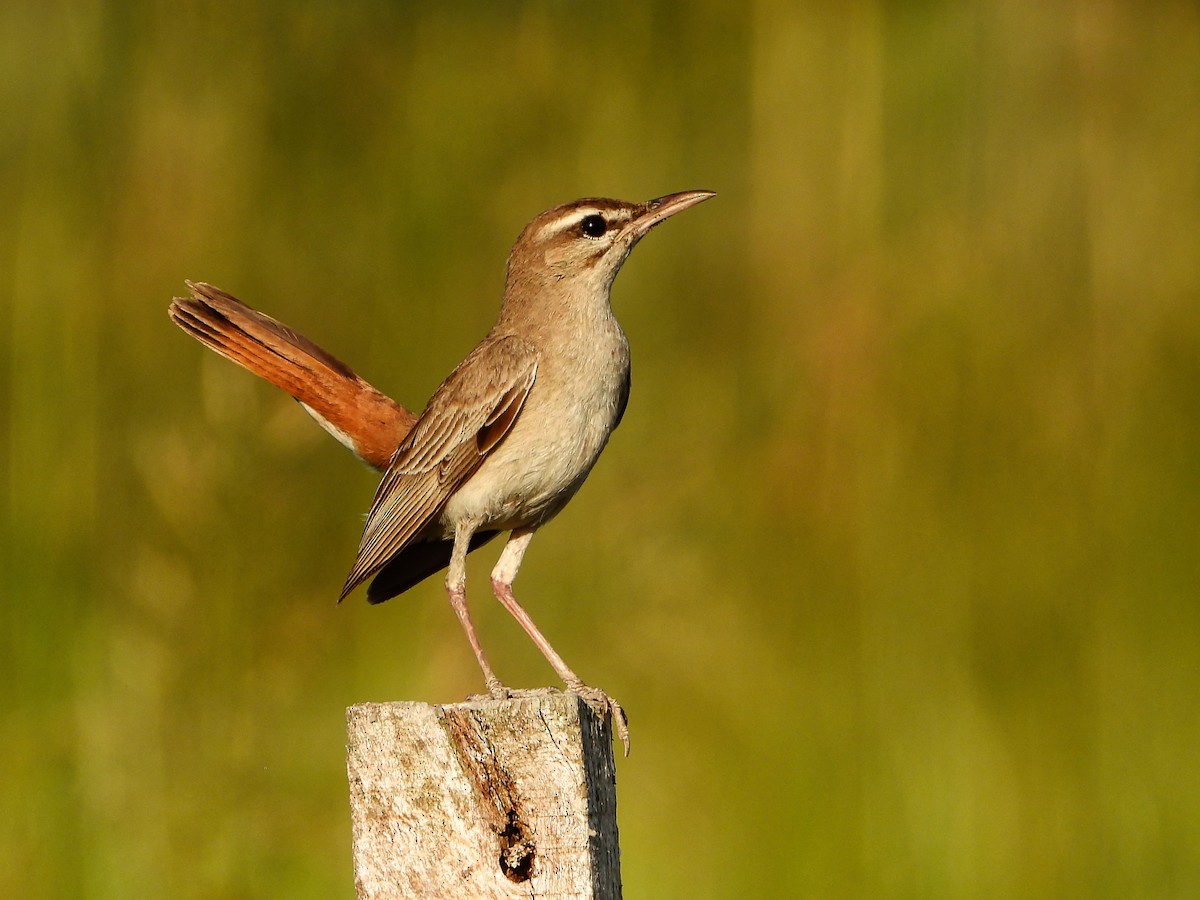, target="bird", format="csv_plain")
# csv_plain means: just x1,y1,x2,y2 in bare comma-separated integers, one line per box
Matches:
170,191,715,753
